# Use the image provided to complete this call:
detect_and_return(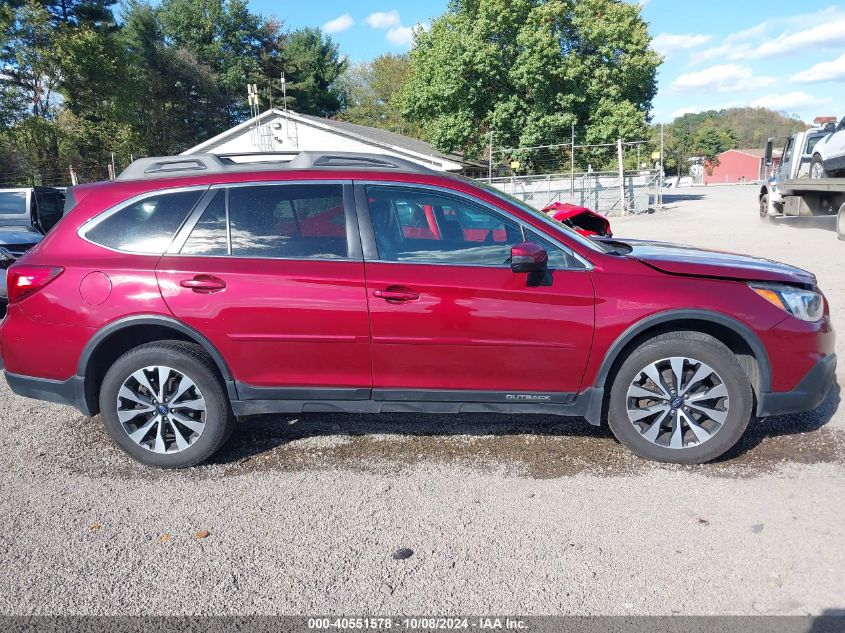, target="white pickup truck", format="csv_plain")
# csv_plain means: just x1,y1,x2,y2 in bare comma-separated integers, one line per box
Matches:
759,123,845,240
